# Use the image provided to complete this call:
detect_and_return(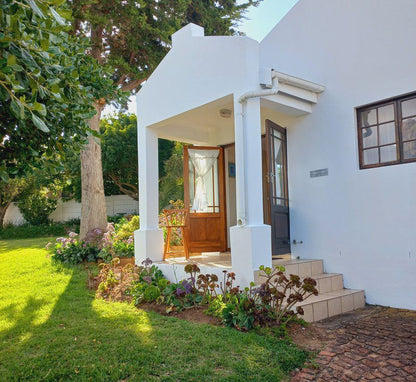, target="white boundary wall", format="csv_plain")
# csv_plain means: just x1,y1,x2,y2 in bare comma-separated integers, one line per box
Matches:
4,195,138,226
